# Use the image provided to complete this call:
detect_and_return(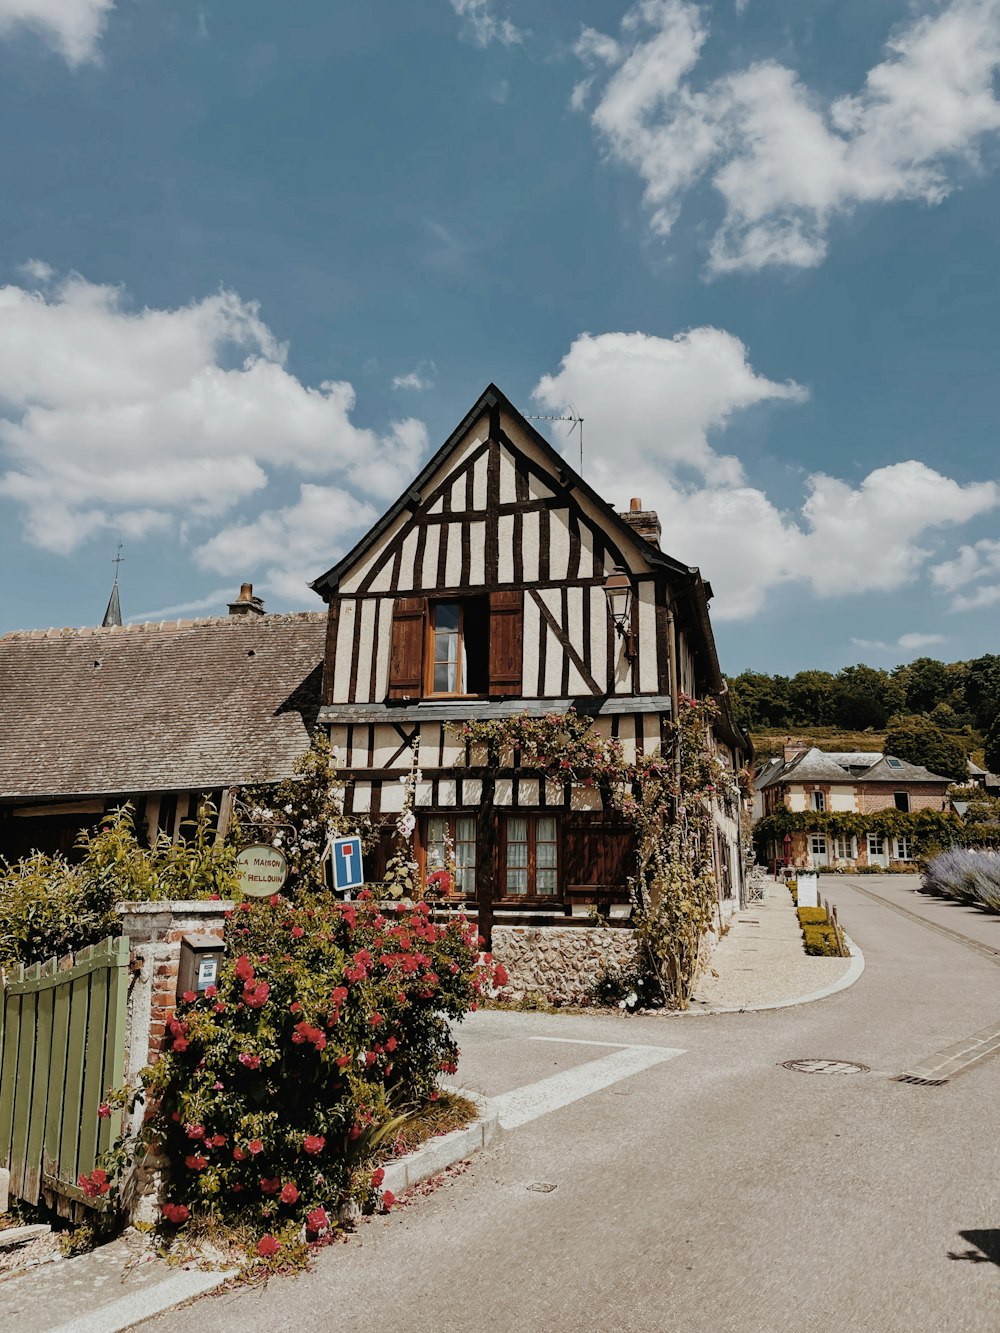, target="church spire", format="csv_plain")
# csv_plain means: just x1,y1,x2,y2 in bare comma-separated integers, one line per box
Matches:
102,544,123,627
